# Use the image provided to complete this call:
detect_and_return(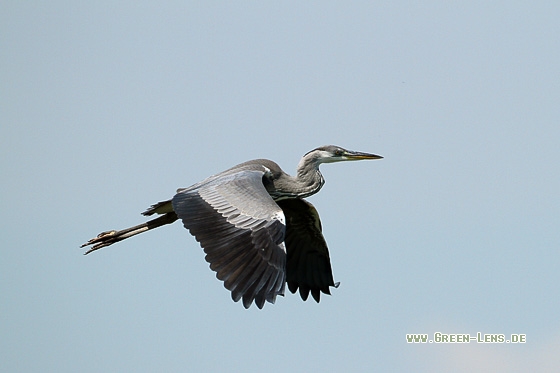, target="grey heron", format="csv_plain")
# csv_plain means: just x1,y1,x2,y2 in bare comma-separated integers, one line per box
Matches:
81,145,382,309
